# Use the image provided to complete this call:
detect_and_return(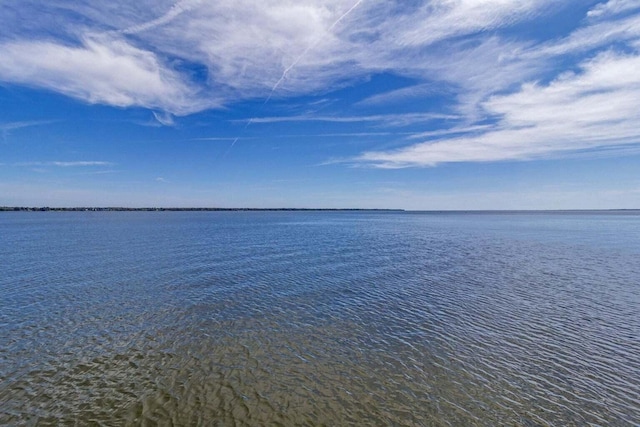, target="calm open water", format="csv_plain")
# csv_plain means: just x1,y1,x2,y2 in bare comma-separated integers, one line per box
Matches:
1,211,639,426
